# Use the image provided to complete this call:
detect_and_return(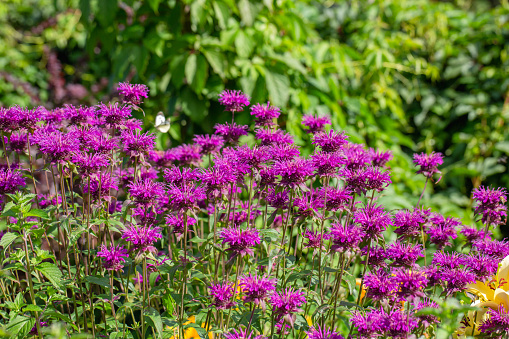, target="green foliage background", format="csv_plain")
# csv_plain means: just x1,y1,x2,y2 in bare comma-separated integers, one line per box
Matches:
1,0,508,232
